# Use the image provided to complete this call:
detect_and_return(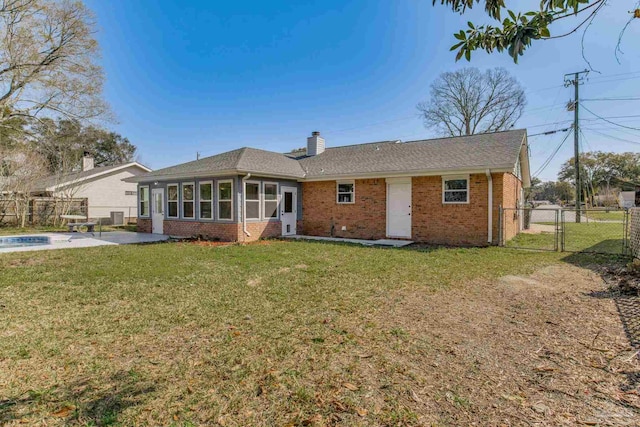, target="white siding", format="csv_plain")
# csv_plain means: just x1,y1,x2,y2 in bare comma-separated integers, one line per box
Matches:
55,166,145,220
